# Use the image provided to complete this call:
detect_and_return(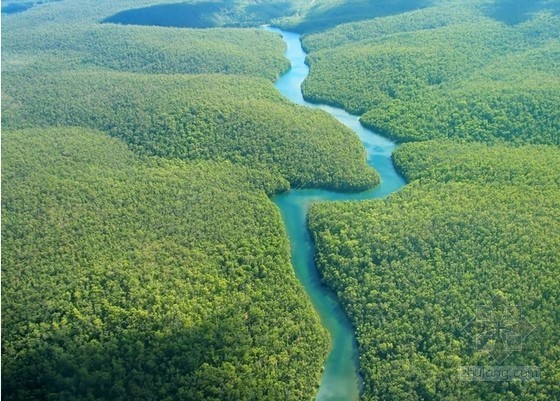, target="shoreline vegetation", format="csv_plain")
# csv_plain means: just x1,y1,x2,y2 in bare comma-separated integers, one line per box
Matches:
2,1,381,400
299,1,560,400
